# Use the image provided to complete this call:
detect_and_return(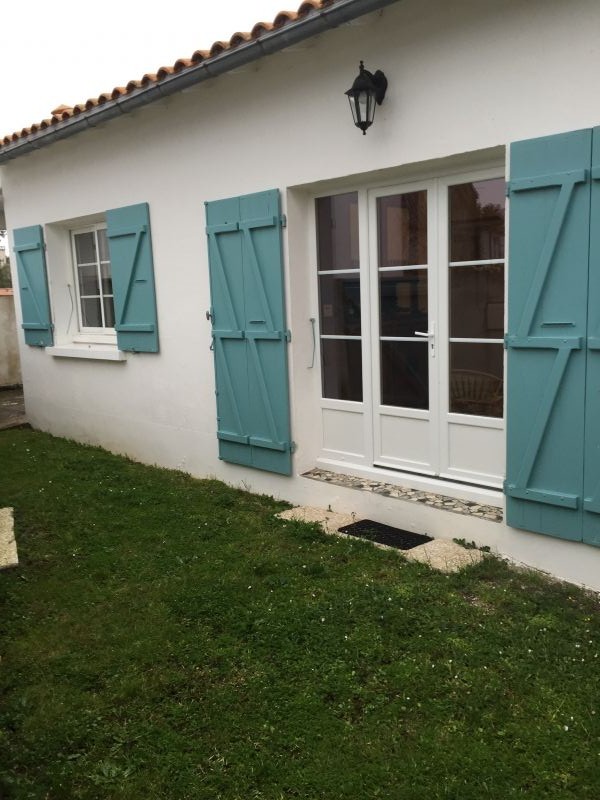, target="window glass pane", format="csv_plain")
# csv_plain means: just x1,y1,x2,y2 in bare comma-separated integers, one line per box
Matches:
97,228,110,262
74,232,97,265
103,297,115,328
321,339,362,401
316,192,359,270
81,297,102,327
78,265,99,296
319,275,361,336
377,191,427,267
100,261,113,295
449,178,505,262
450,342,503,417
450,264,504,338
381,341,428,409
380,269,428,337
